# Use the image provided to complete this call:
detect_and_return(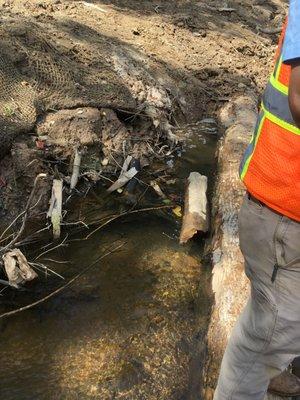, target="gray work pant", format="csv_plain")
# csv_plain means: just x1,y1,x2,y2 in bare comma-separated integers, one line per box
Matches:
214,194,300,400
